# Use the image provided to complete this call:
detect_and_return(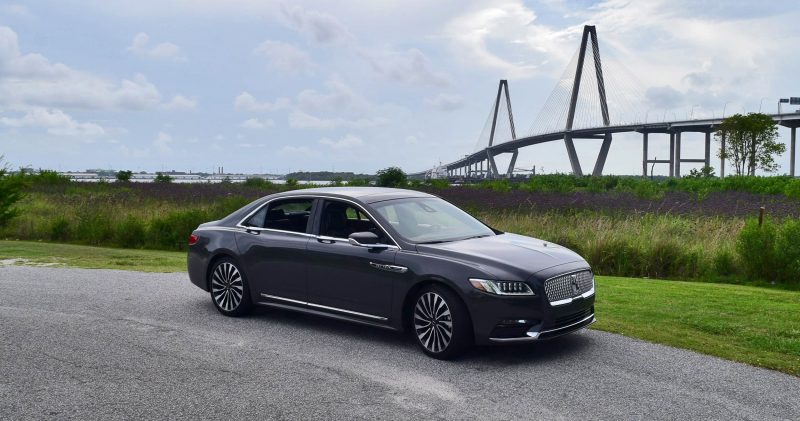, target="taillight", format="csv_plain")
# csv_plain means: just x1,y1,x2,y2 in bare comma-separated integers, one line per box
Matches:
188,234,199,245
